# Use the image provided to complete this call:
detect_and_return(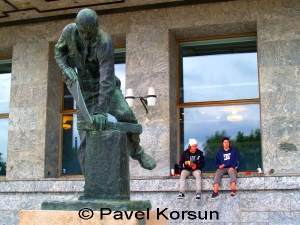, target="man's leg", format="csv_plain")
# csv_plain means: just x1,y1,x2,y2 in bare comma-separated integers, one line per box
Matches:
231,182,236,190
179,170,191,194
109,89,156,170
213,183,220,193
213,169,227,192
212,169,227,198
228,169,237,196
192,170,202,194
